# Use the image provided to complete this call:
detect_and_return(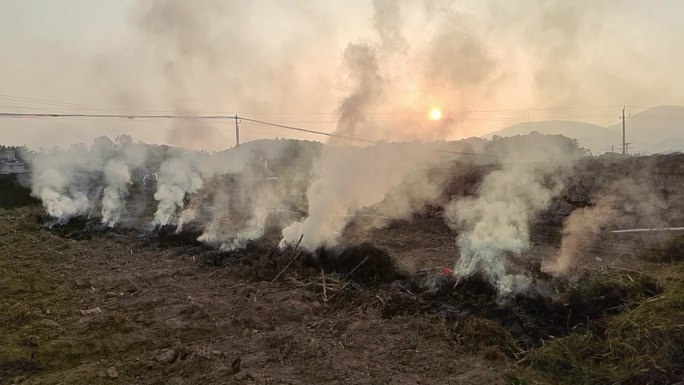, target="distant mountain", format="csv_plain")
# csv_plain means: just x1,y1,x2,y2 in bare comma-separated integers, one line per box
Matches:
483,106,684,155
483,120,615,154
